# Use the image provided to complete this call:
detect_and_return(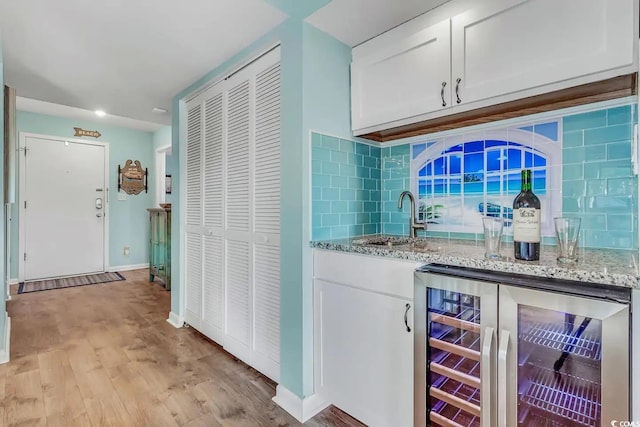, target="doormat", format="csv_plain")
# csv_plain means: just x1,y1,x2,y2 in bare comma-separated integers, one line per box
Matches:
18,272,125,294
